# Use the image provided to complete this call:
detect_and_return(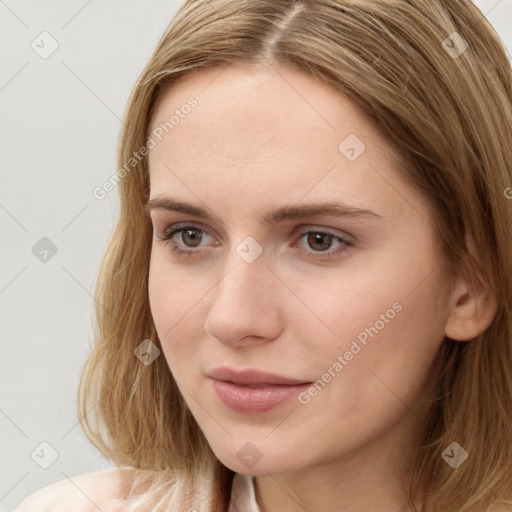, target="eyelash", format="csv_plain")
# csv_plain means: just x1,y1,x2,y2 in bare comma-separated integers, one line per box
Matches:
156,222,353,260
